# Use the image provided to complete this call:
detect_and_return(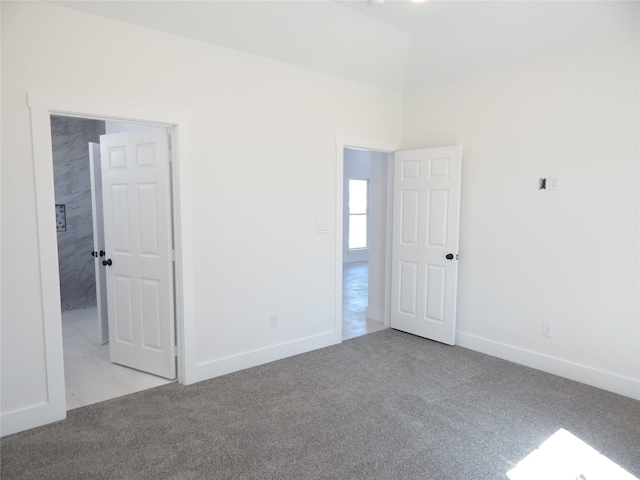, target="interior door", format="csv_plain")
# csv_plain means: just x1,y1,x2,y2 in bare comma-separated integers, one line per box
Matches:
100,127,176,379
390,146,462,345
88,142,109,344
